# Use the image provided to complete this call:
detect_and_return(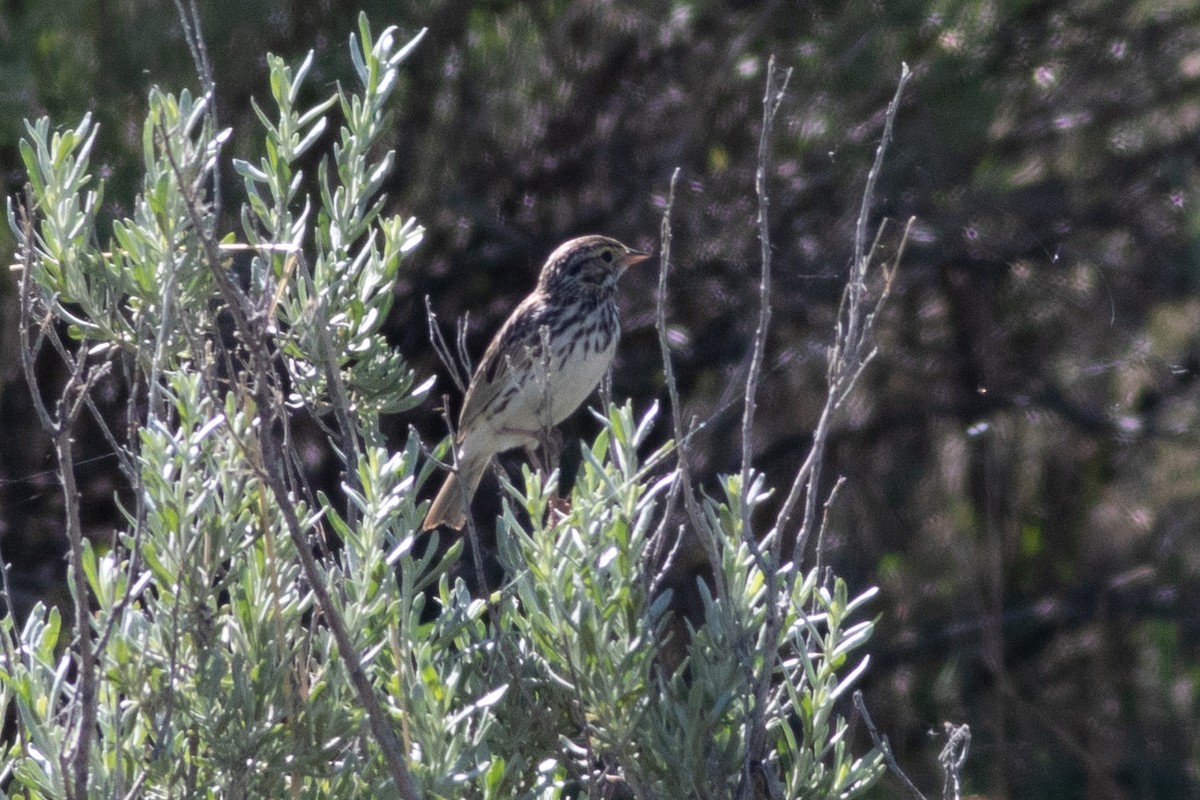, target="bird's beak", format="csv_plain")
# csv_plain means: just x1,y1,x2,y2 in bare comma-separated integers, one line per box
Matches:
620,249,652,270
